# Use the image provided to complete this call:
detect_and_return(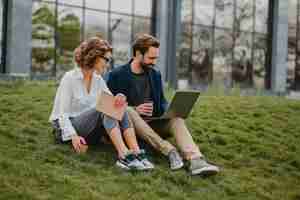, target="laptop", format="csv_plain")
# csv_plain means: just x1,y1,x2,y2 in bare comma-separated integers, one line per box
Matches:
148,90,200,120
96,91,127,121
